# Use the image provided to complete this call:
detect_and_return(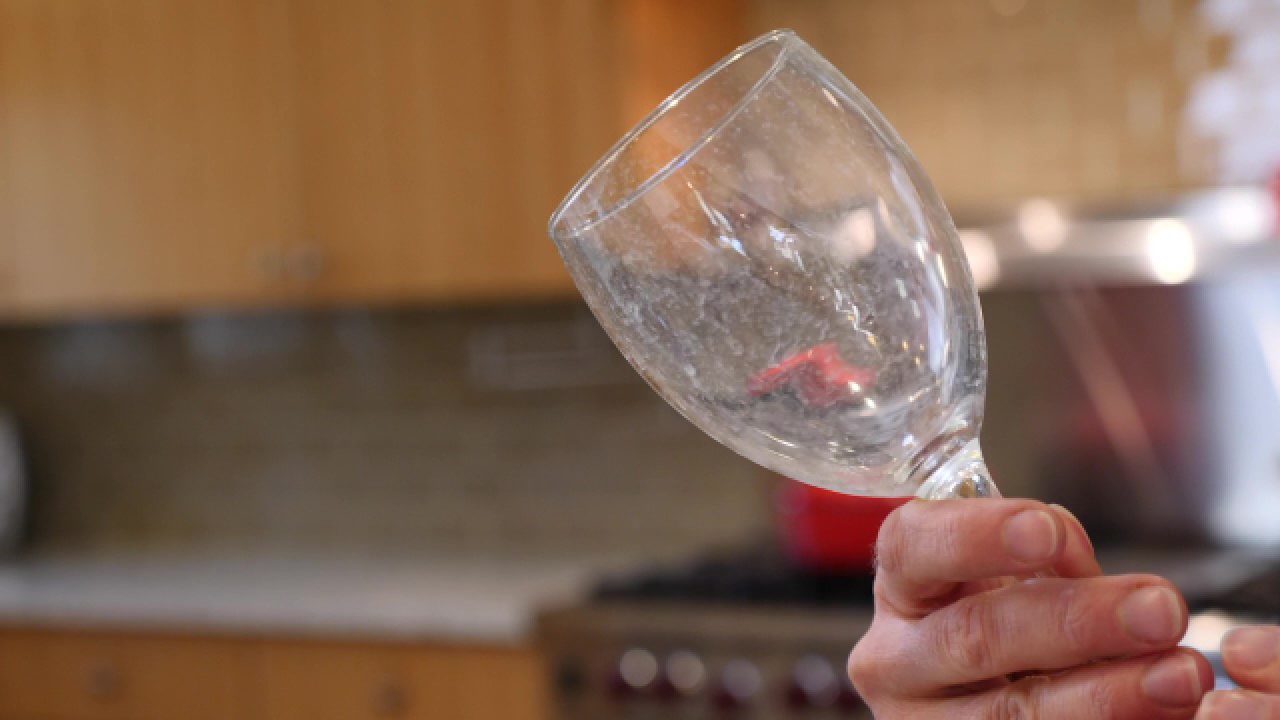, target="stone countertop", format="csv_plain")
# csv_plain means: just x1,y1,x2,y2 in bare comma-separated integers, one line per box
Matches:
1,548,1274,646
0,552,629,643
